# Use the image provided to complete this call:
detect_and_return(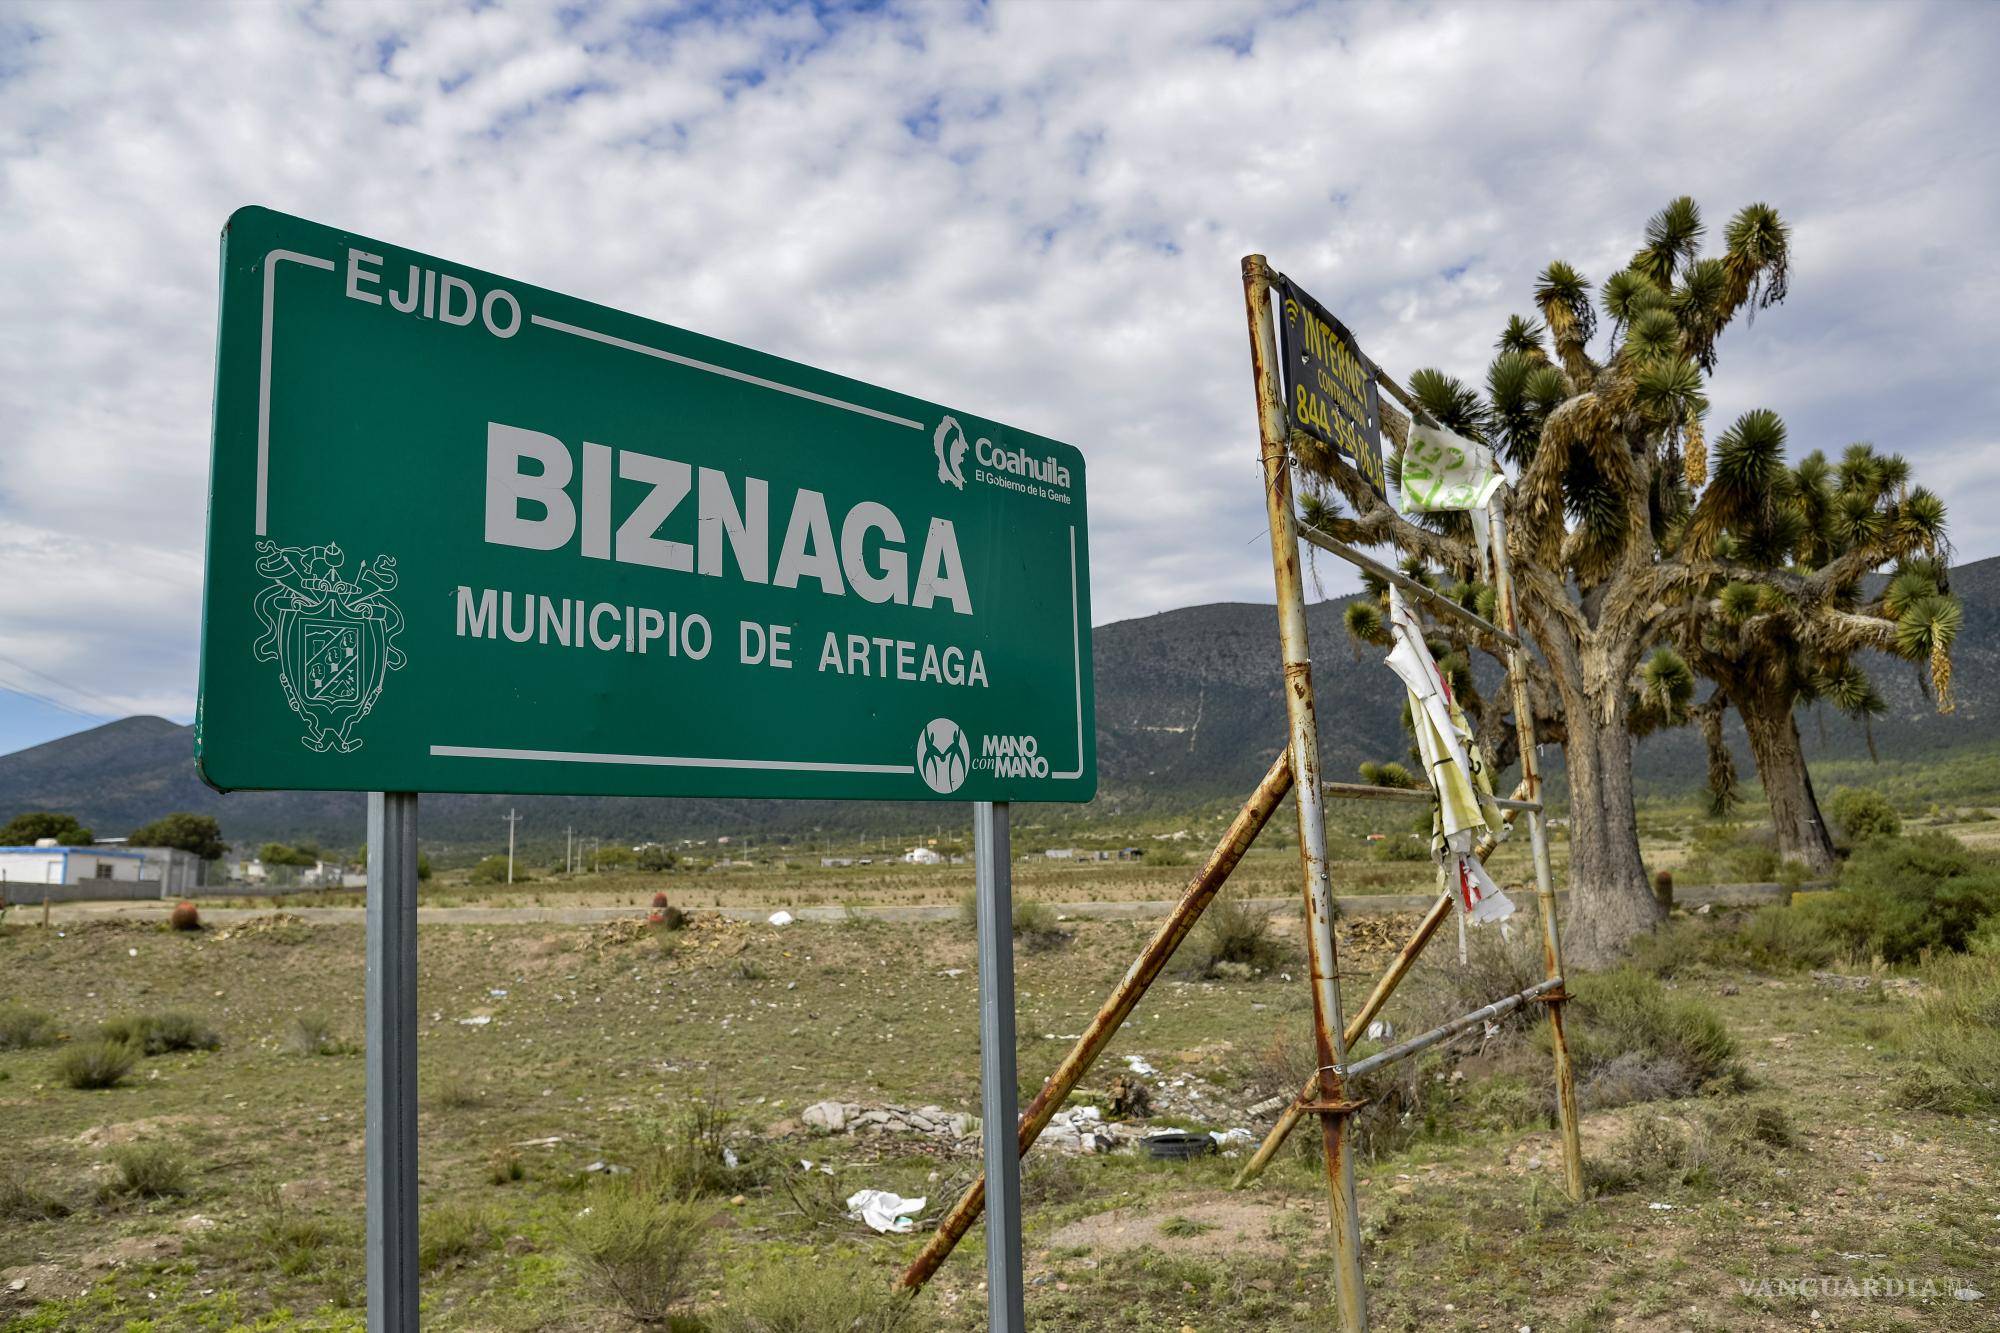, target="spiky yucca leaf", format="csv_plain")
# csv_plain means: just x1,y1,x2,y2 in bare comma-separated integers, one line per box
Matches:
1486,350,1543,466
1672,257,1731,369
1535,260,1597,356
1345,600,1389,647
1496,314,1548,360
1718,582,1764,622
1408,367,1490,439
1601,269,1661,340
1633,355,1707,426
1634,195,1705,288
1723,202,1791,318
1359,760,1420,790
1524,364,1571,418
1894,594,1962,712
1622,307,1681,363
1881,567,1942,618
1640,647,1695,717
1299,491,1341,532
1711,408,1786,493
1895,486,1947,553
1474,584,1498,621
